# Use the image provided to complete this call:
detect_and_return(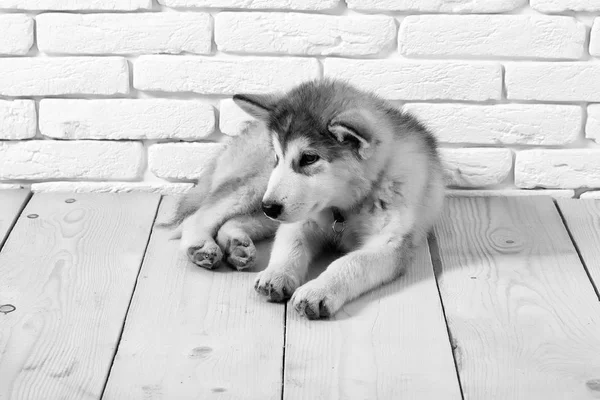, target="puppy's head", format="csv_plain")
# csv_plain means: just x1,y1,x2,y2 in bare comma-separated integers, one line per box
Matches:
234,80,380,223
